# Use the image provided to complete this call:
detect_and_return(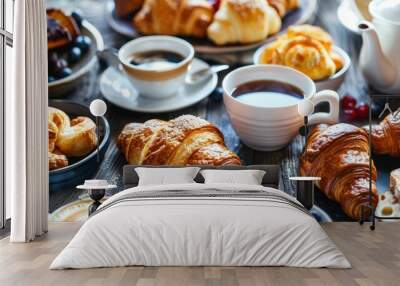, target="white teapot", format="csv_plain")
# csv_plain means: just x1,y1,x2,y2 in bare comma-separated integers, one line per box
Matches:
359,0,400,94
